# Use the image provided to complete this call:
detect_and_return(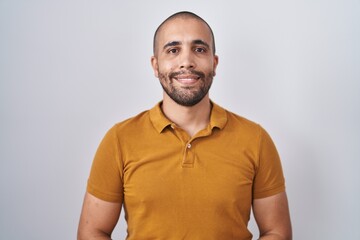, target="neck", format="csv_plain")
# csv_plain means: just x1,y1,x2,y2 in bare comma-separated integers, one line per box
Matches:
161,93,212,137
